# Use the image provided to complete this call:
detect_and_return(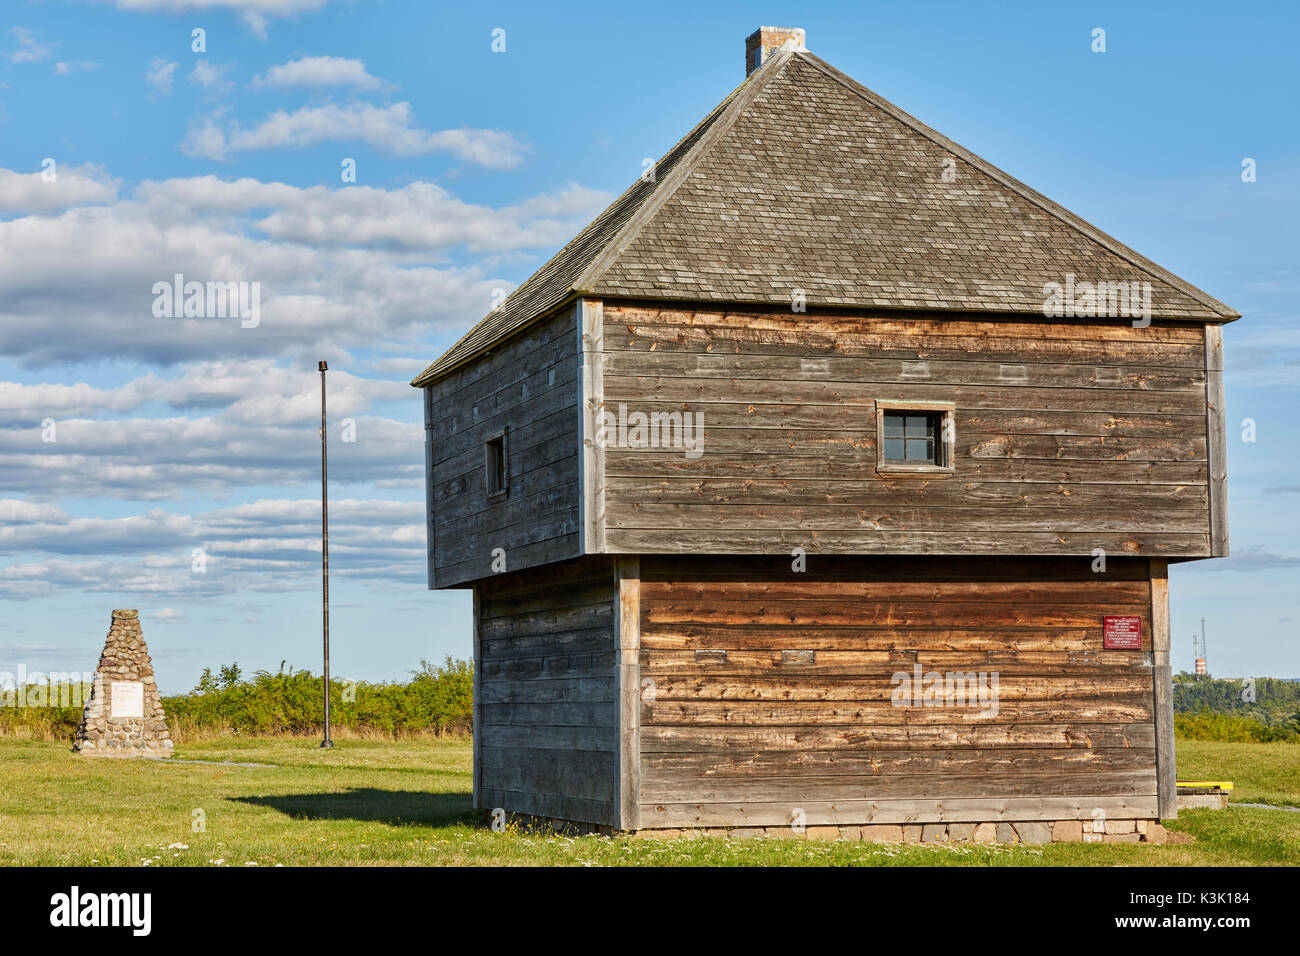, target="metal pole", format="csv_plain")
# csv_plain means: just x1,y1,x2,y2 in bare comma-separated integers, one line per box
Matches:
319,360,334,749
